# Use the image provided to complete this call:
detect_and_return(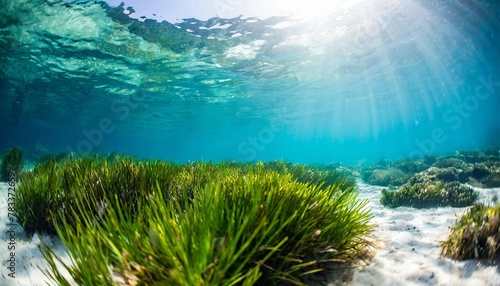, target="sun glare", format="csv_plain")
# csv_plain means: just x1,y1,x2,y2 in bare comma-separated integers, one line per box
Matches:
260,0,351,19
